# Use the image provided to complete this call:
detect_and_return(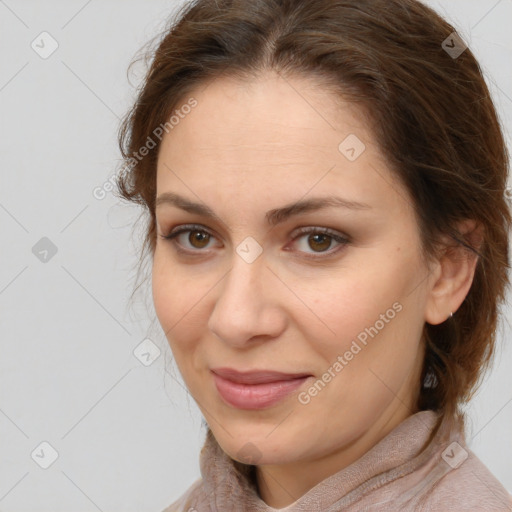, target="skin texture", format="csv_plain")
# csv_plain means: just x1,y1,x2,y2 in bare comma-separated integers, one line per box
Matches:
152,71,479,508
